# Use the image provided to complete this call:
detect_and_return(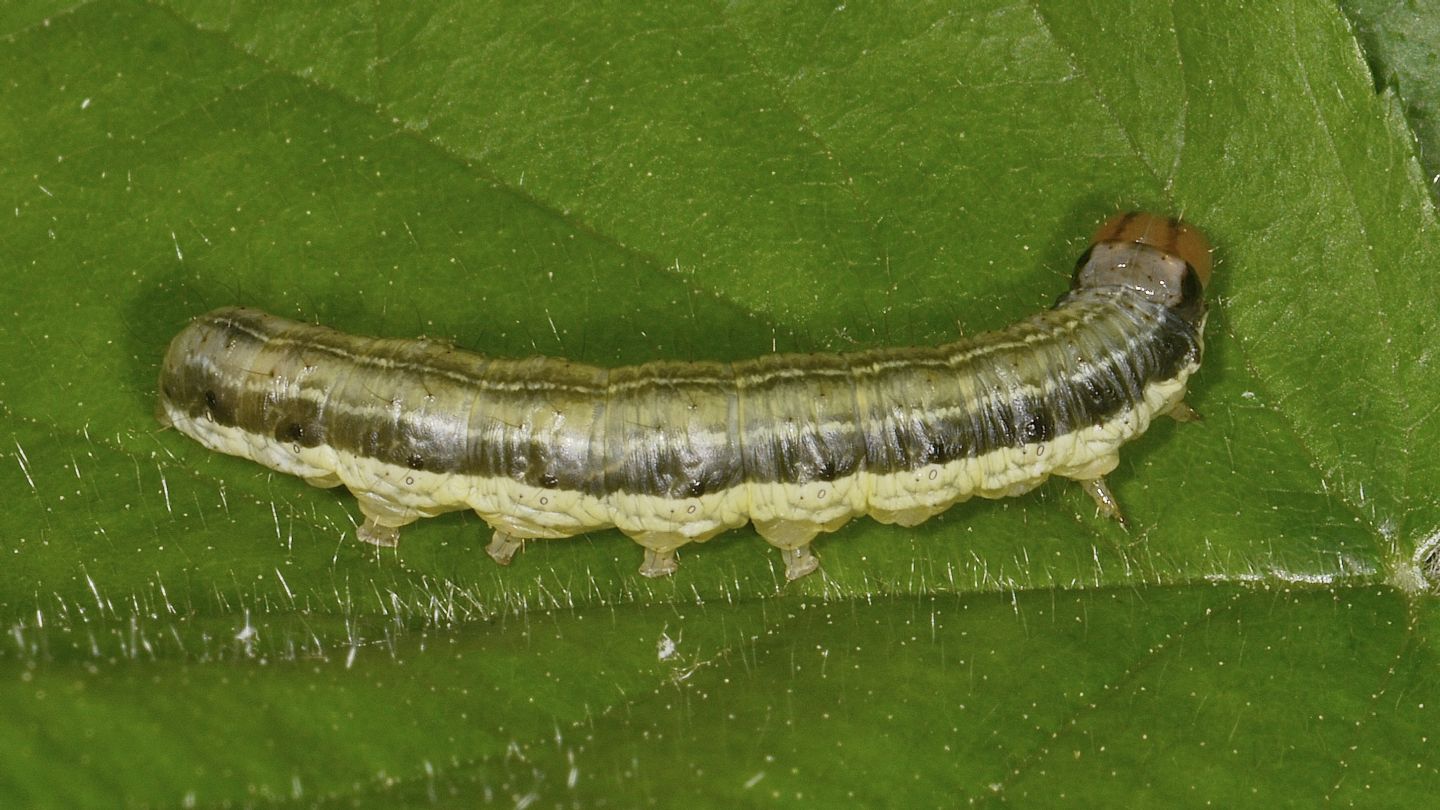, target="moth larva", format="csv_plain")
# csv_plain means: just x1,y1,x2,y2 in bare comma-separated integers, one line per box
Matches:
157,212,1212,580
